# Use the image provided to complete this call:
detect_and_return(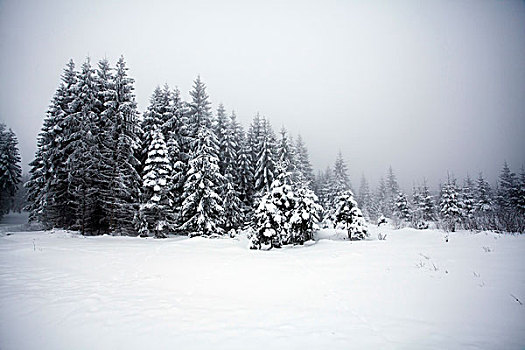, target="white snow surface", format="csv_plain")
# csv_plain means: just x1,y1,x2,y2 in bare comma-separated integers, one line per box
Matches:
1,216,524,349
